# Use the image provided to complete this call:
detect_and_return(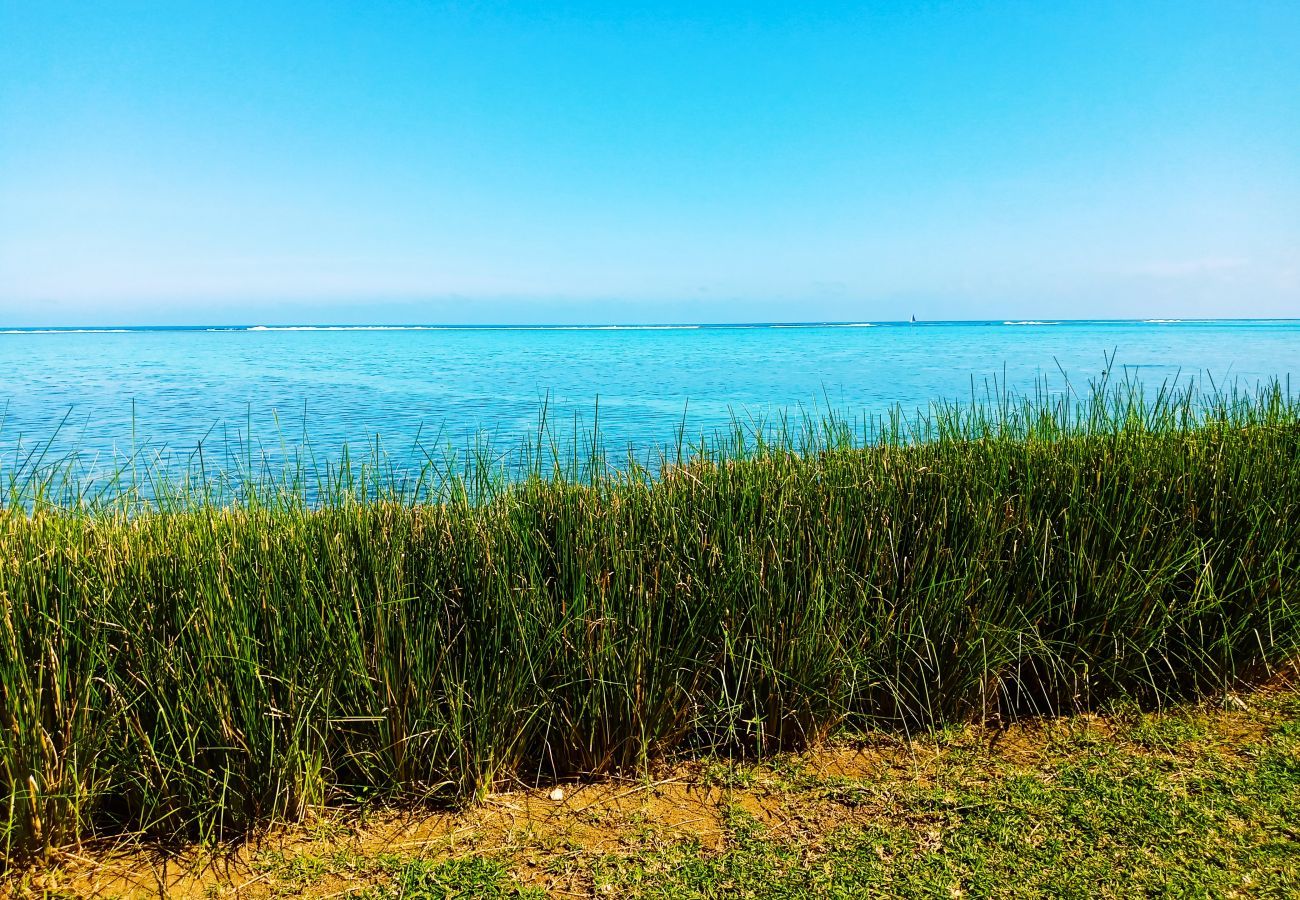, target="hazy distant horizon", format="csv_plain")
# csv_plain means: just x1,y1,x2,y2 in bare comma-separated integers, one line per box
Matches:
4,317,1299,333
4,293,1299,330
